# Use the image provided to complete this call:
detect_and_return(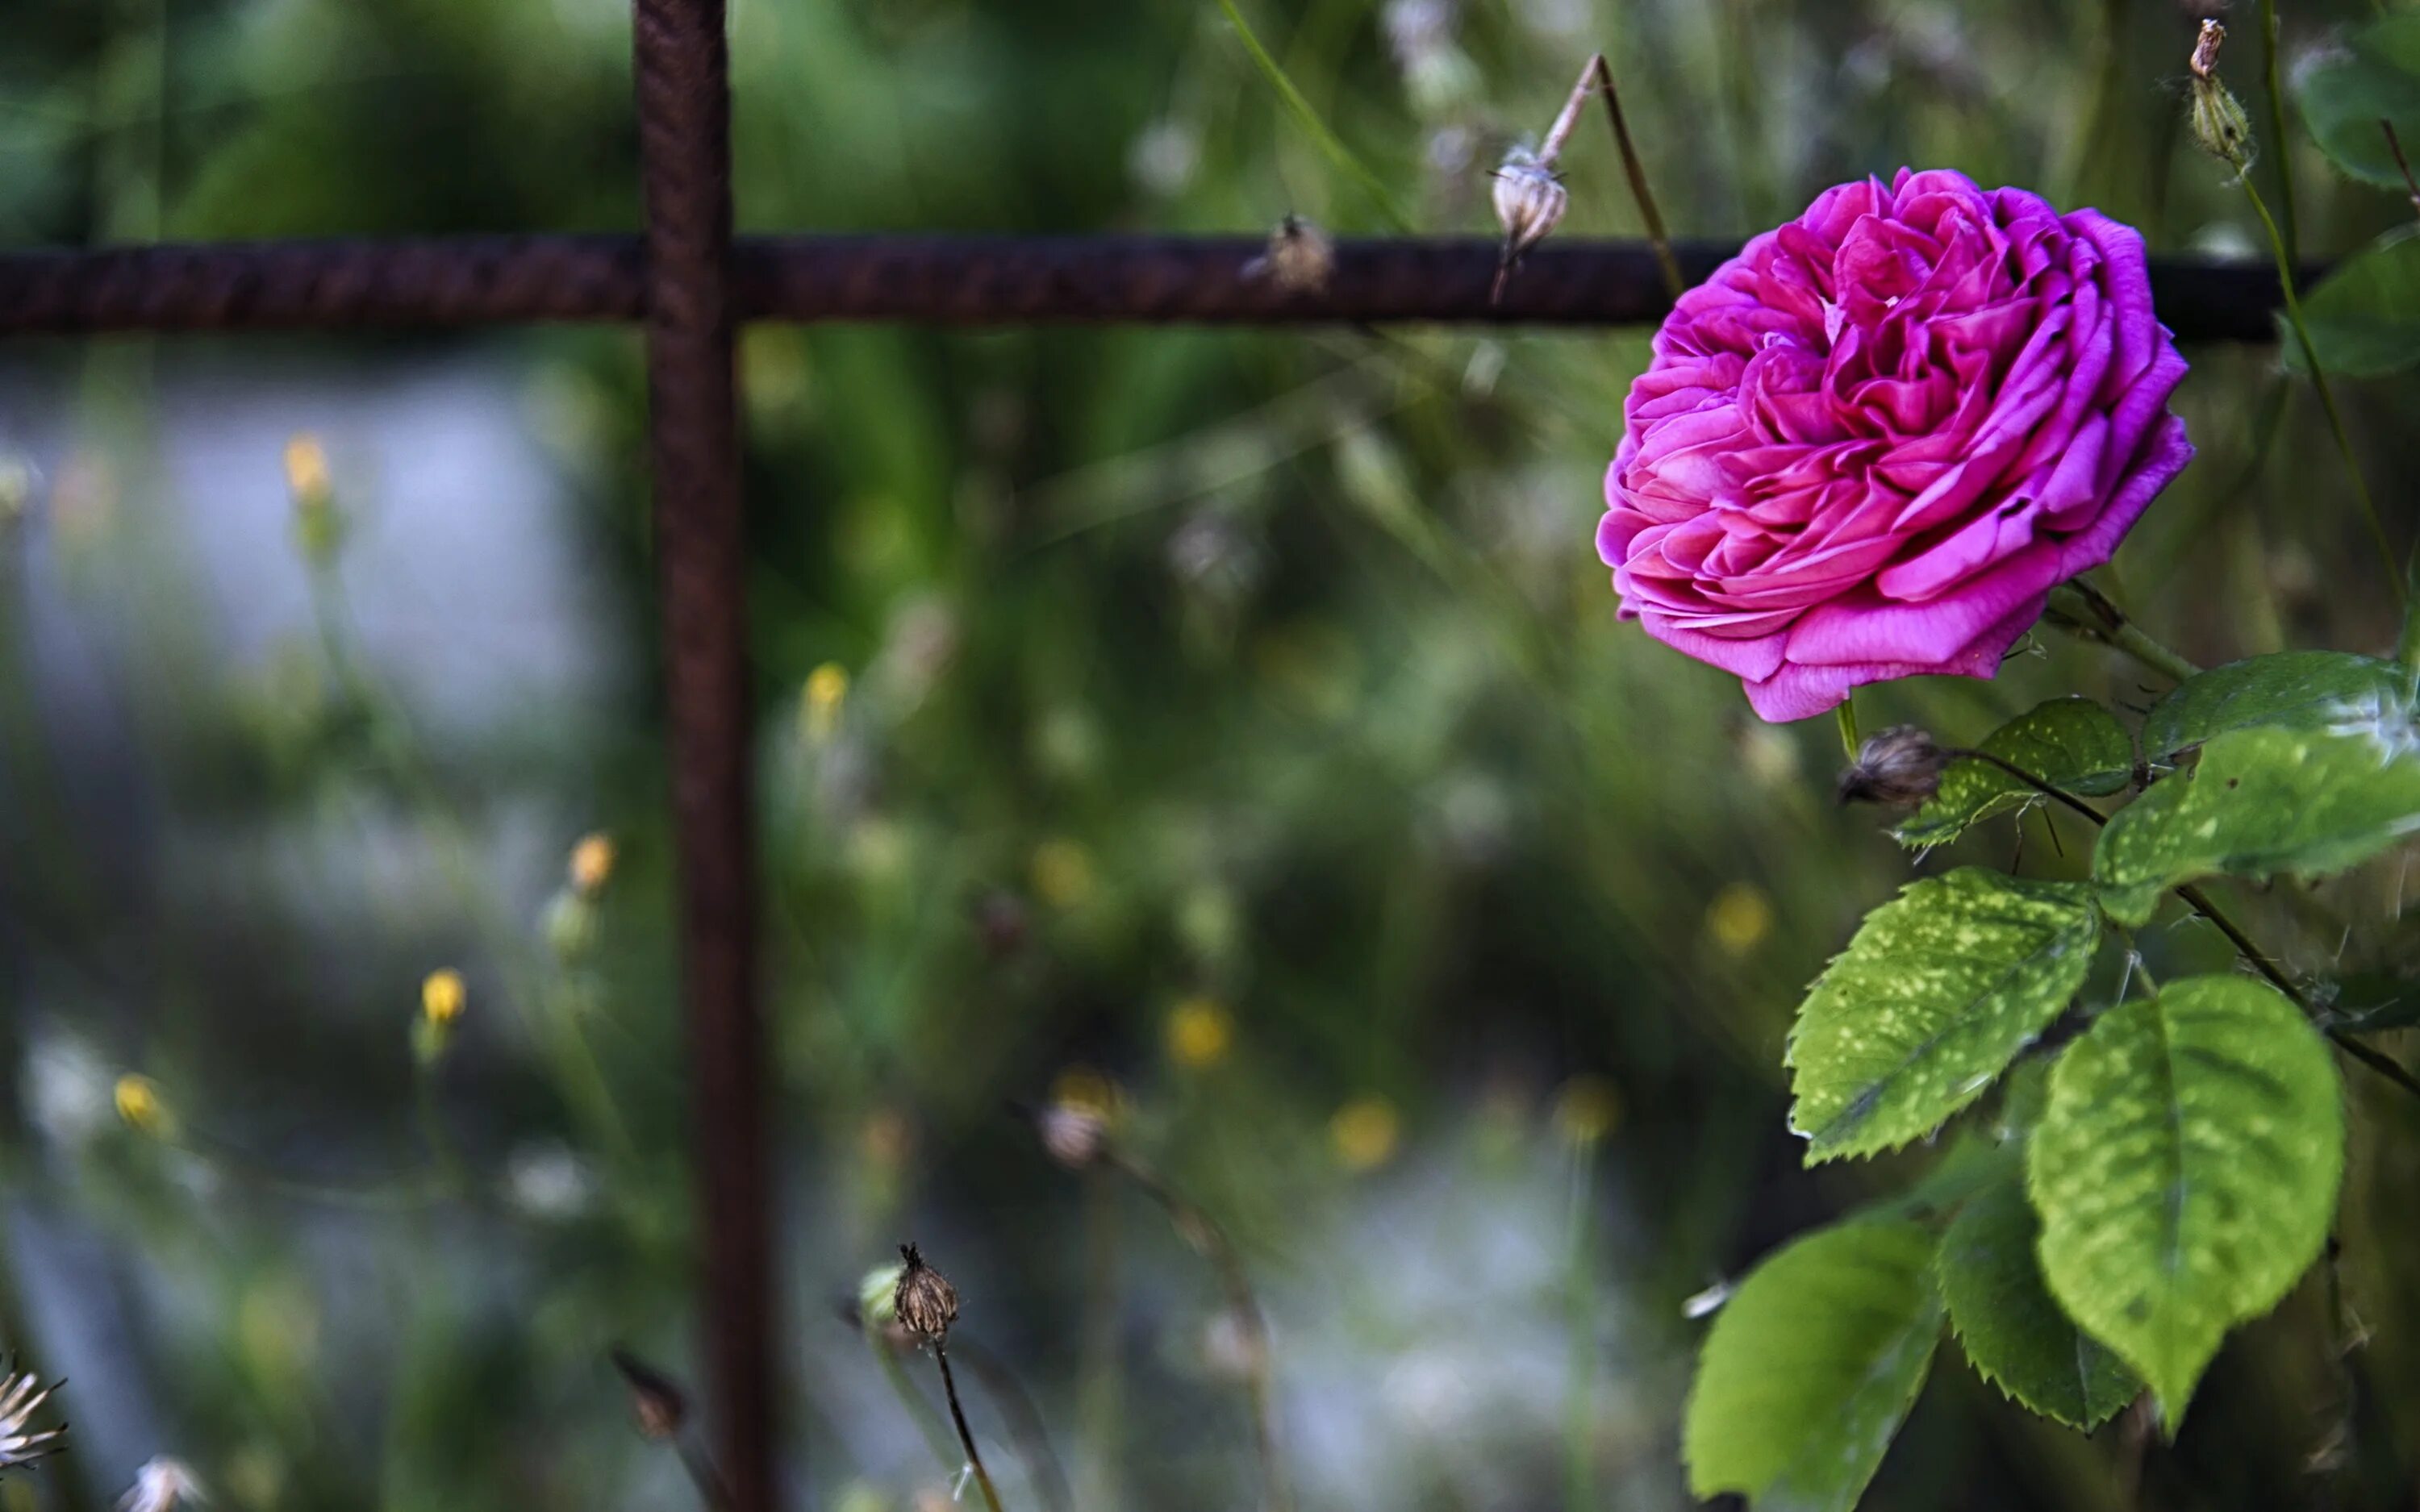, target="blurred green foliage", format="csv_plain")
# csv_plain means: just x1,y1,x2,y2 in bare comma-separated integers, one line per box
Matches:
5,2,2420,1510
